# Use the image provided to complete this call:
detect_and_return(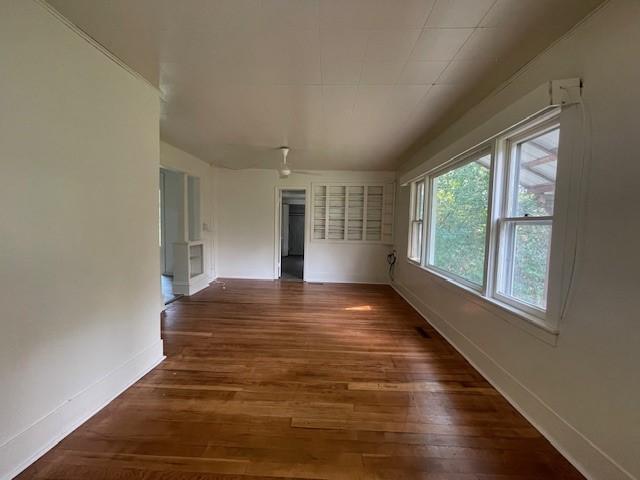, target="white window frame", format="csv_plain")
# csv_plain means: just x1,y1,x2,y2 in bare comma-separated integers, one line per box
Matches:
490,117,560,319
407,178,426,263
406,109,564,334
424,146,494,292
